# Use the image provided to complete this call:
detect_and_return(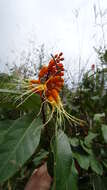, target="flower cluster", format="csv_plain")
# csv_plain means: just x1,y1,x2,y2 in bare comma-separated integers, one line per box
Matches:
18,52,85,127
29,53,64,106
